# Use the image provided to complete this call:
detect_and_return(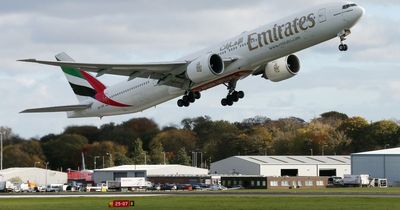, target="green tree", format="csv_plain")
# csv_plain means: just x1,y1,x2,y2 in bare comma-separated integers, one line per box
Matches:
84,141,127,169
114,152,133,166
149,140,165,164
172,147,191,166
64,126,99,143
130,138,147,164
42,134,88,170
339,116,369,152
321,111,349,121
367,120,400,149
